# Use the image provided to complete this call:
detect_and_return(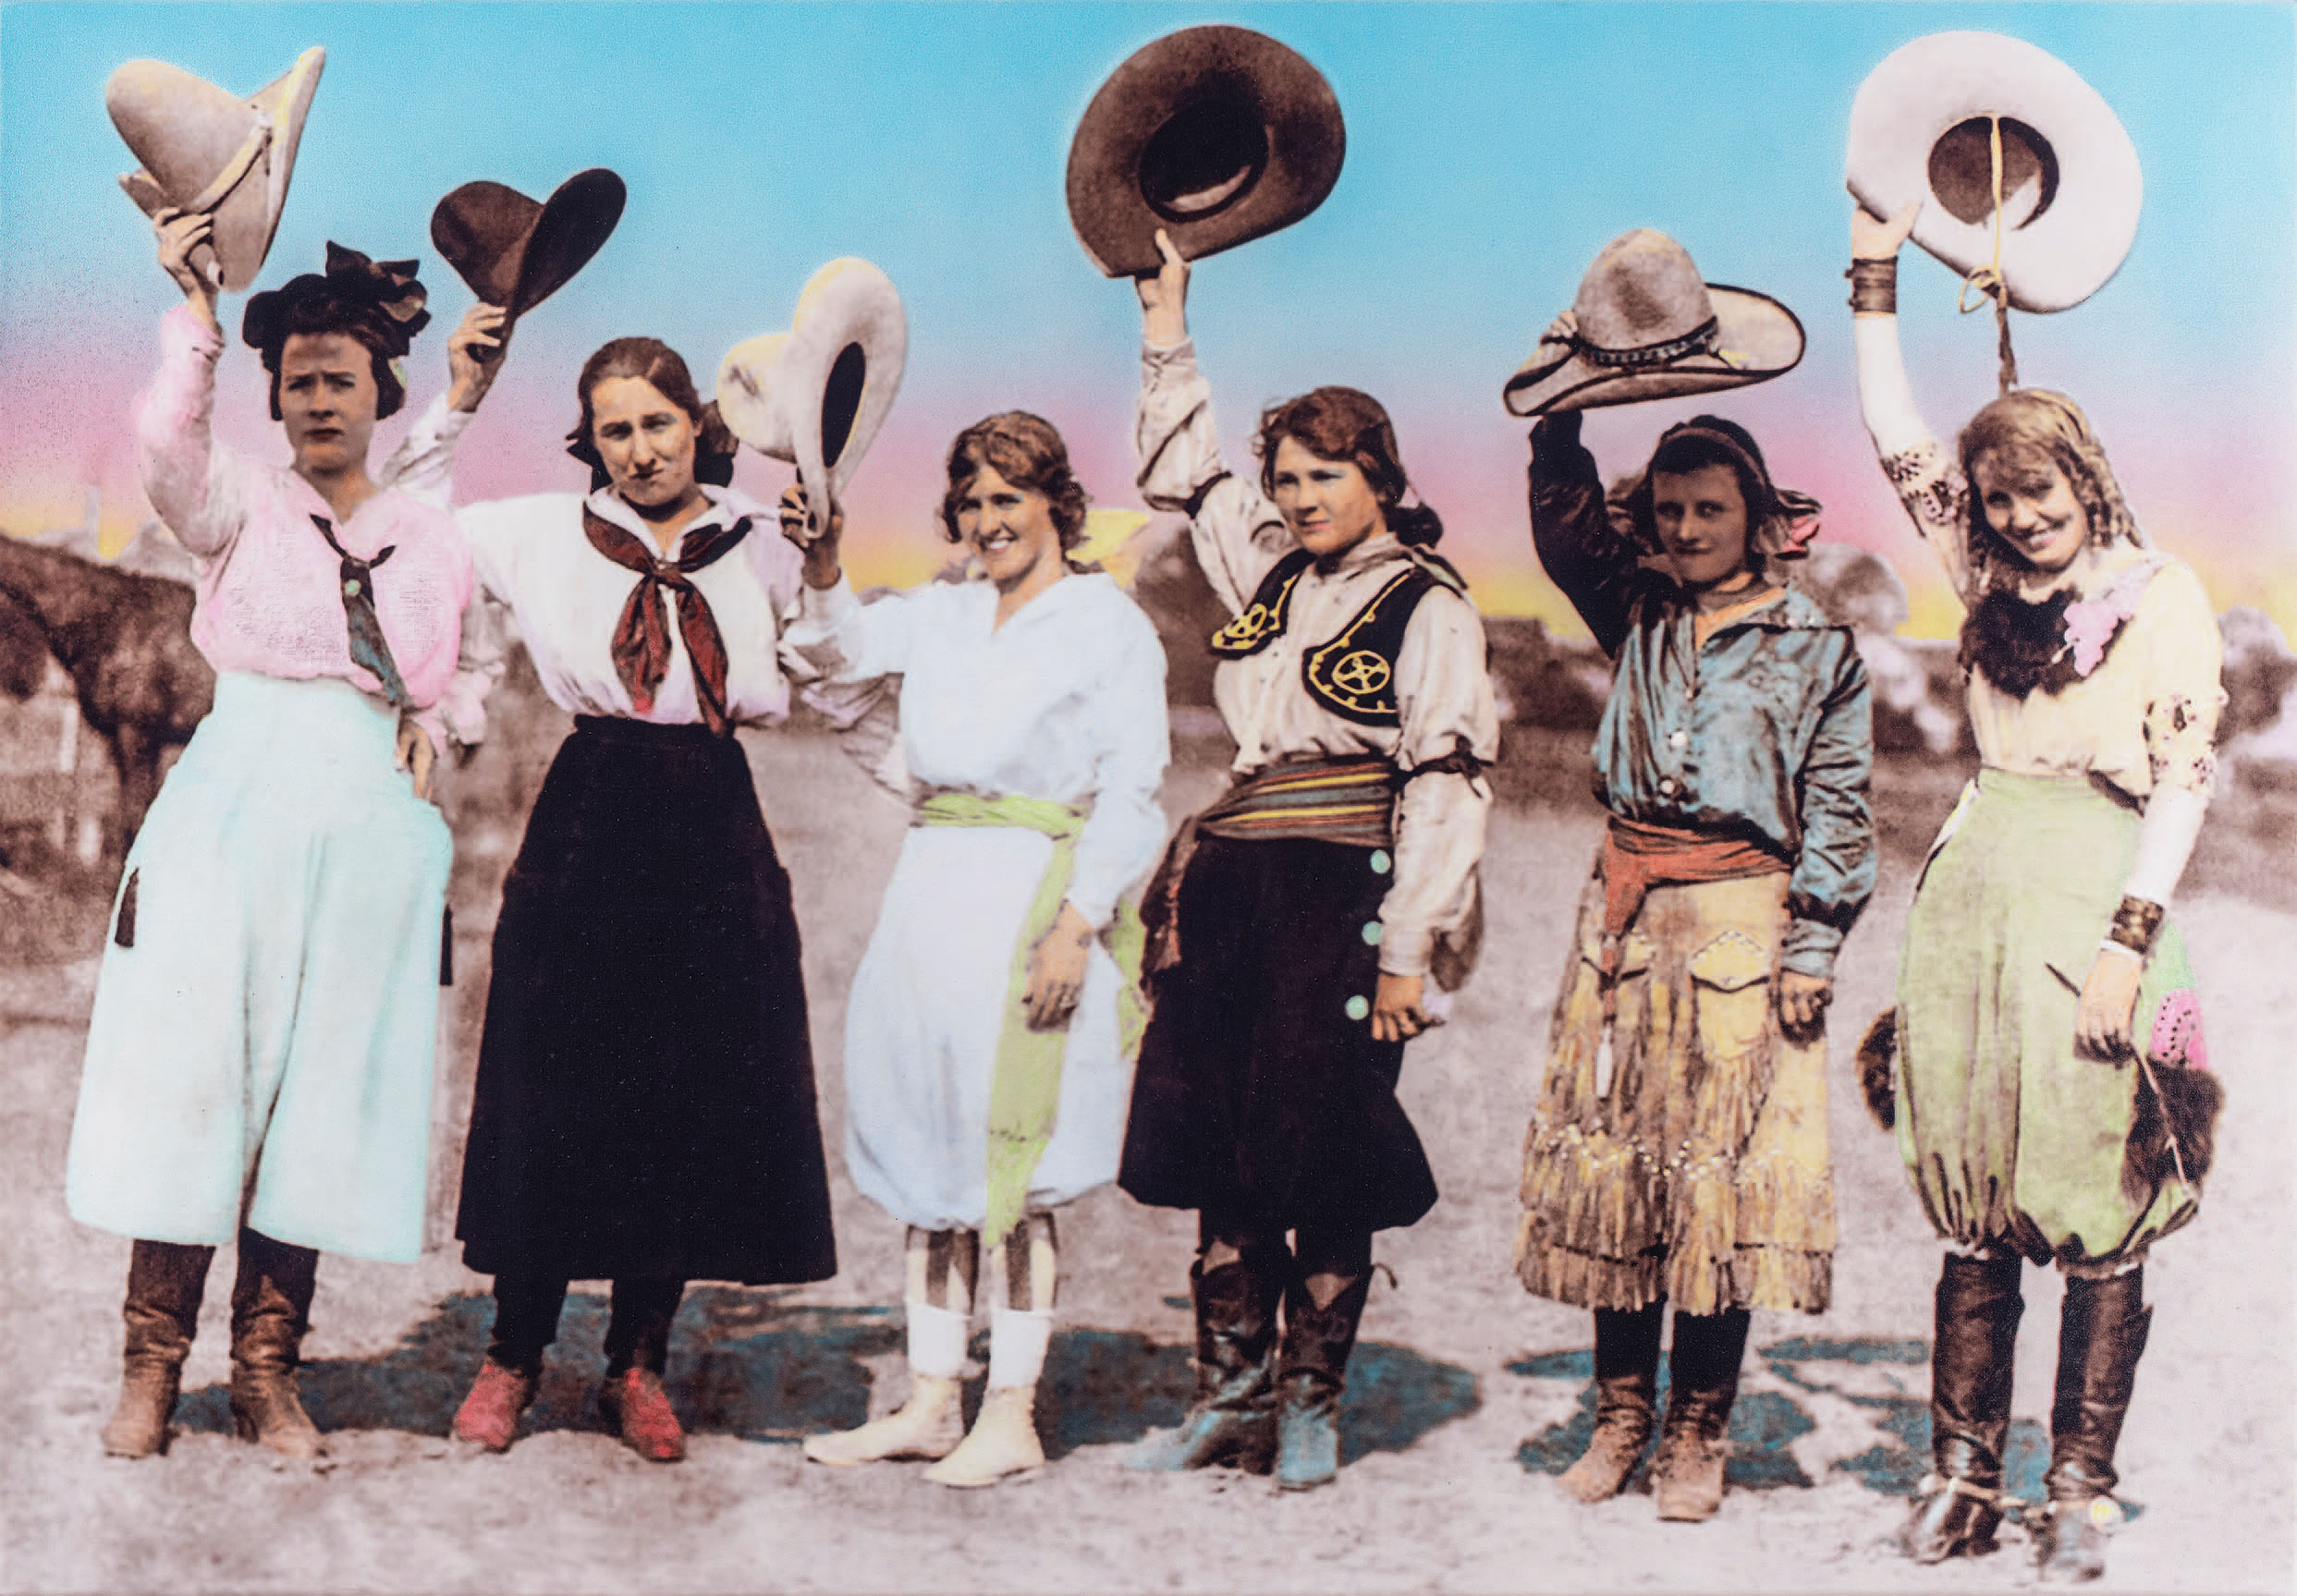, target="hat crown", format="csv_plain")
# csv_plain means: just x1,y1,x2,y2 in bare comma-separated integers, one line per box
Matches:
1572,229,1717,352
106,61,261,202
